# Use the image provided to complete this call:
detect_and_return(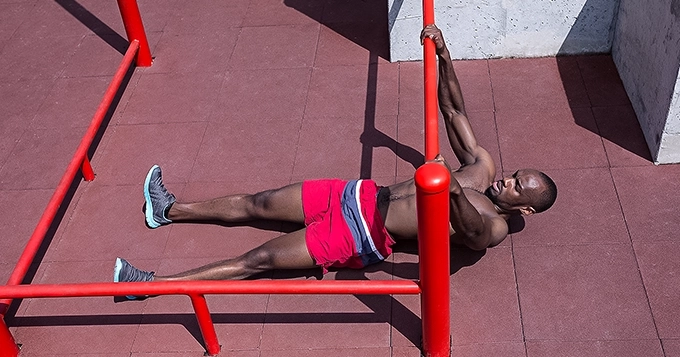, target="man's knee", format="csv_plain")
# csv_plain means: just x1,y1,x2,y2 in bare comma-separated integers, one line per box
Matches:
247,190,276,217
241,248,275,271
